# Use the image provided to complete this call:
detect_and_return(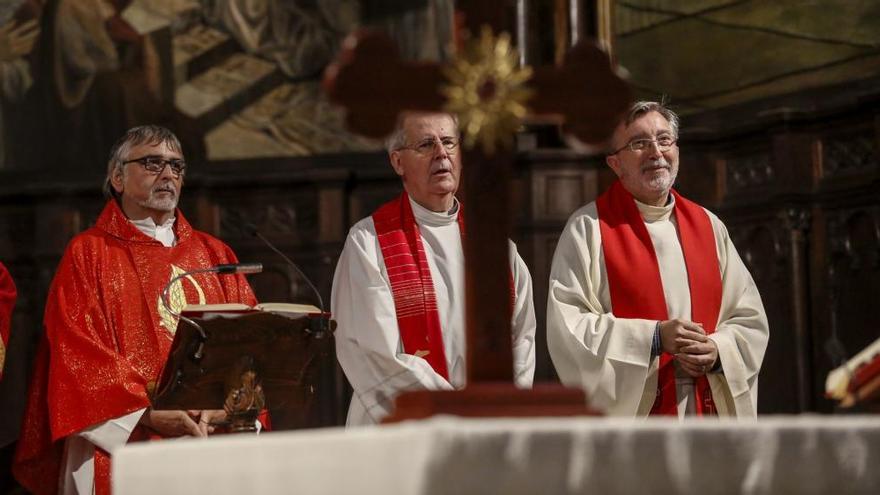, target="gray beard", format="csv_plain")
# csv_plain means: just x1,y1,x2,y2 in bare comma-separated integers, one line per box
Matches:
643,159,677,191
139,193,177,212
